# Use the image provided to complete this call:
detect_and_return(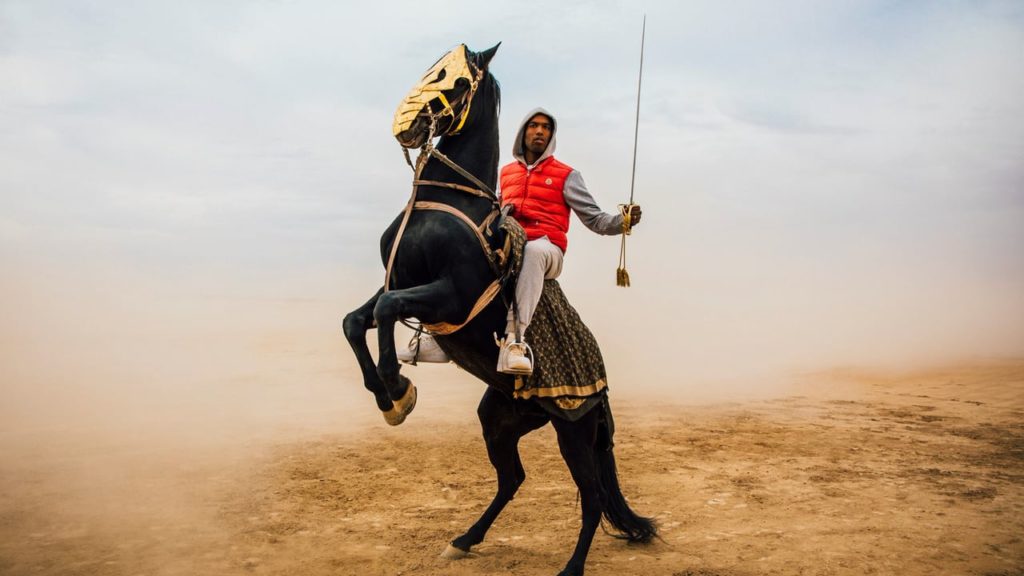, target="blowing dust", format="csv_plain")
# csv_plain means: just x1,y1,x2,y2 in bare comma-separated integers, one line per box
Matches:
3,240,1022,461
0,256,470,575
1,242,1022,574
